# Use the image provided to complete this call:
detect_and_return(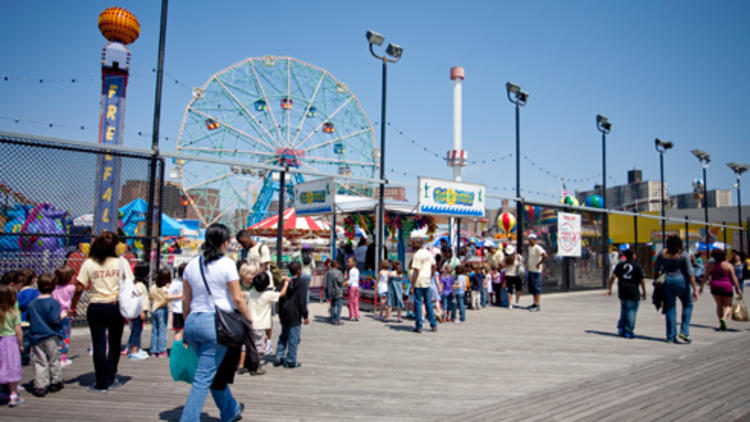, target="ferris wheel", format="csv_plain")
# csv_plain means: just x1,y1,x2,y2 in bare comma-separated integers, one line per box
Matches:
175,56,378,232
